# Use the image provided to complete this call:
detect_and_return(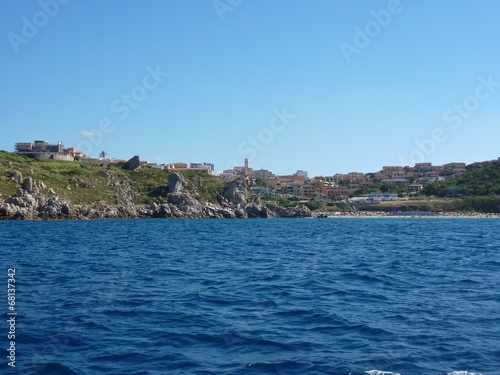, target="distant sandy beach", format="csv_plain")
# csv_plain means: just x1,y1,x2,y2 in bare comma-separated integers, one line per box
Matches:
316,212,500,218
